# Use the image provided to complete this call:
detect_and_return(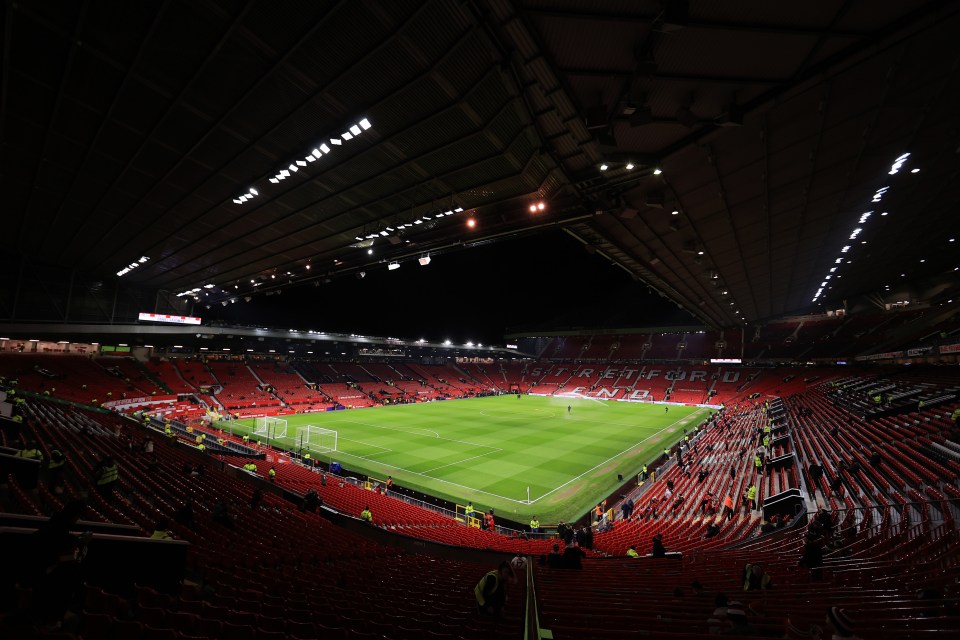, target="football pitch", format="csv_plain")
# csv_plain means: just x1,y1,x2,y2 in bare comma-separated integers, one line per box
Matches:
221,395,711,523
